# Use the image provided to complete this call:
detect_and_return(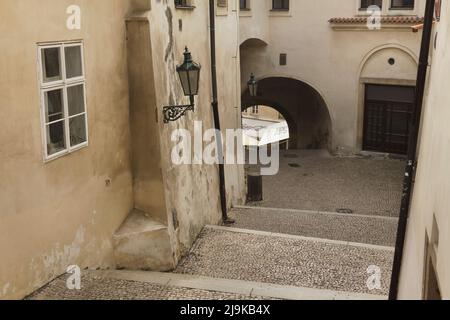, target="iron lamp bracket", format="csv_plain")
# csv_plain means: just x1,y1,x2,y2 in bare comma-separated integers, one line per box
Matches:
163,96,195,124
163,104,194,124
